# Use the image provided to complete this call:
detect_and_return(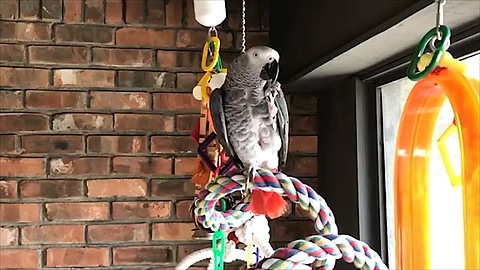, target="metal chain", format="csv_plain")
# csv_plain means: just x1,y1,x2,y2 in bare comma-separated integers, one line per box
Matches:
241,0,246,54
